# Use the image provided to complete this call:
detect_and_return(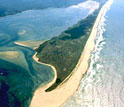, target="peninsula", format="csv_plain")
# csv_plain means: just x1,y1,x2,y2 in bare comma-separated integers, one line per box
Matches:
30,0,113,107
35,9,99,91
